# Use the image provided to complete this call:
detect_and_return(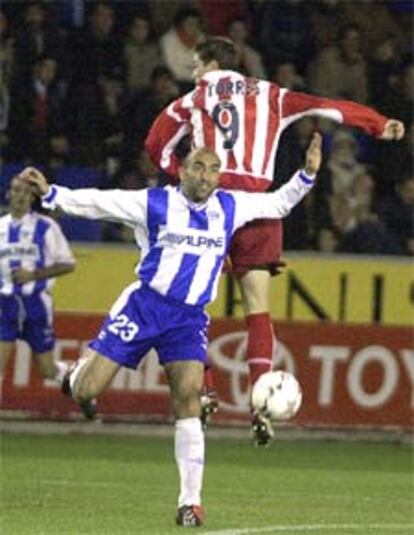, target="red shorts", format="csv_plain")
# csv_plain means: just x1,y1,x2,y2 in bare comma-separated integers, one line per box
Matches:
226,218,284,276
